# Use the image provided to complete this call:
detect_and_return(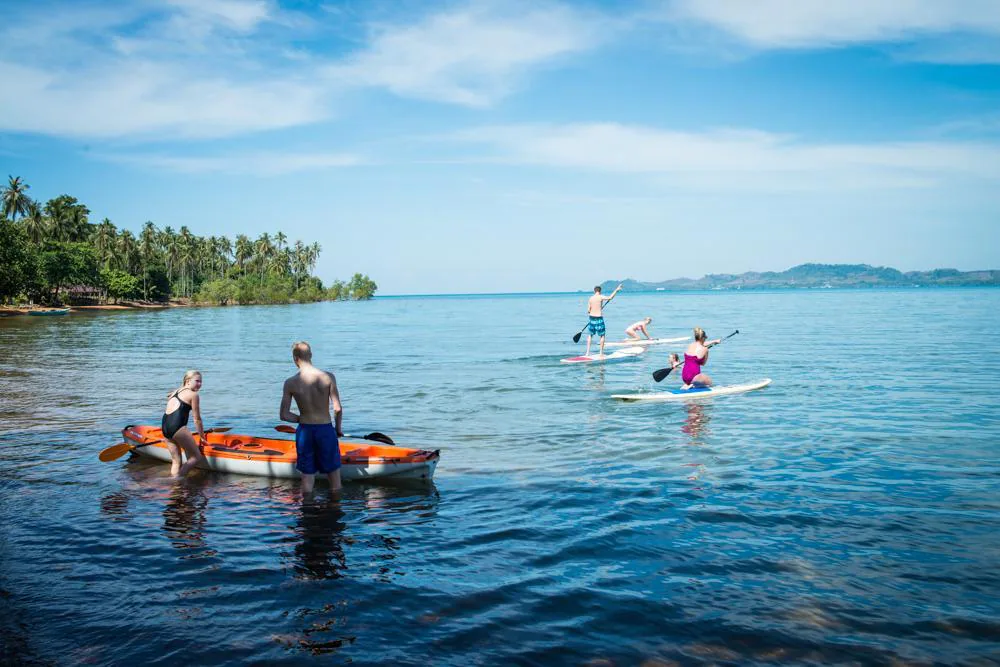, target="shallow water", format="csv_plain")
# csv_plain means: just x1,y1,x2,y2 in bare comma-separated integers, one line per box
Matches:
1,289,999,665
